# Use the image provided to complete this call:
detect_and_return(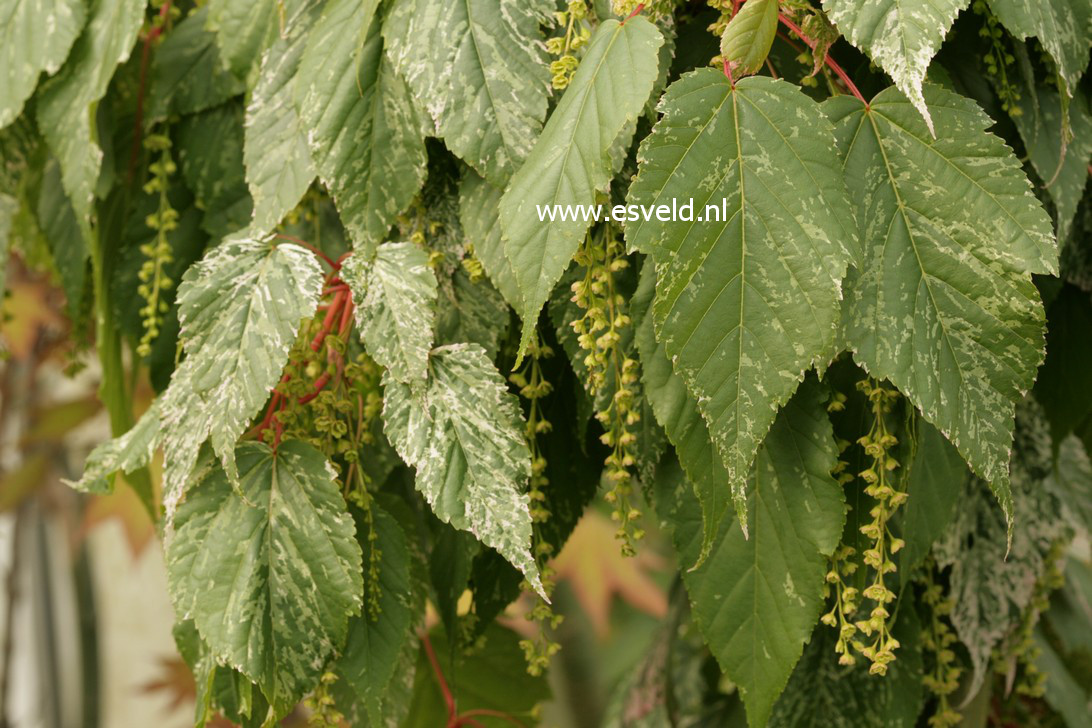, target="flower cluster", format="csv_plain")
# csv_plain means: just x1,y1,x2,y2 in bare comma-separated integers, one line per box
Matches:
571,231,643,556
304,671,344,728
851,379,907,675
511,334,564,675
821,543,861,666
136,130,178,358
919,561,962,728
546,1,593,89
